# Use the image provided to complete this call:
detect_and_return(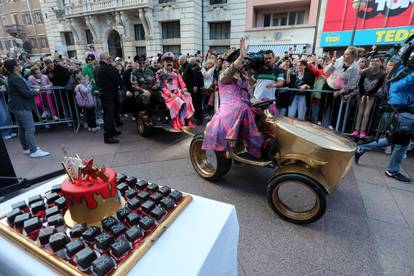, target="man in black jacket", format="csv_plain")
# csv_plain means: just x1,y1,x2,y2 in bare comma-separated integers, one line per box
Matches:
183,57,204,125
94,52,123,144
